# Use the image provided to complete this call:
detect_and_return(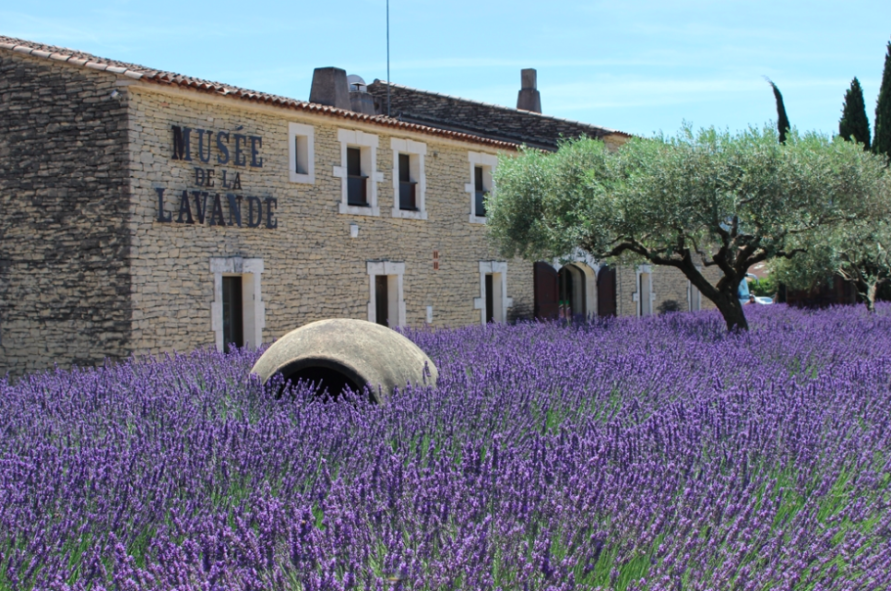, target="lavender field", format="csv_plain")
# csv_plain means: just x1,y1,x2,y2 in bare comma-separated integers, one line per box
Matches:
2,306,891,590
